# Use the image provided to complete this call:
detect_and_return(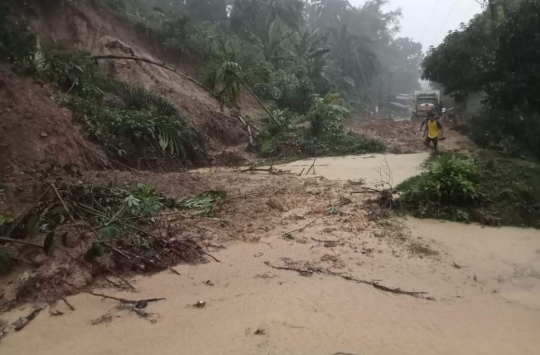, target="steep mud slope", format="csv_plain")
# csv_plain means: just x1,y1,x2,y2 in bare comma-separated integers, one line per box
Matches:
0,64,108,213
23,1,253,153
